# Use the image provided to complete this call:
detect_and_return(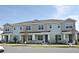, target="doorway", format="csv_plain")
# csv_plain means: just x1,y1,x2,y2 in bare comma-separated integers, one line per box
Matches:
5,35,8,42
45,35,48,43
69,34,73,43
55,35,61,44
55,35,58,43
22,35,26,43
